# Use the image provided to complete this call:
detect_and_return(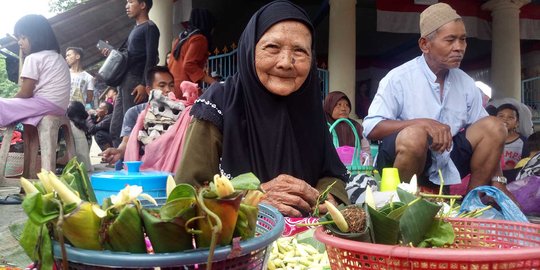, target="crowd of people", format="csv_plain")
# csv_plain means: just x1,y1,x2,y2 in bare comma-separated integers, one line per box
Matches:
1,0,539,216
